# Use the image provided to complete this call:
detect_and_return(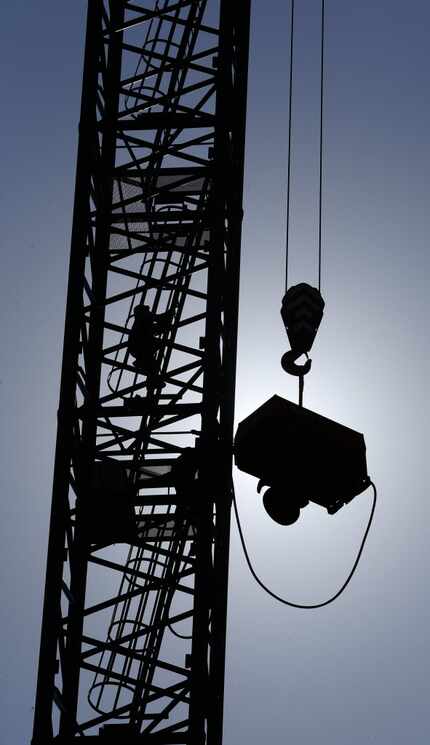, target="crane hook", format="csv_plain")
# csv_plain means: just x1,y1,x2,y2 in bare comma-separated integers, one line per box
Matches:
281,349,312,377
